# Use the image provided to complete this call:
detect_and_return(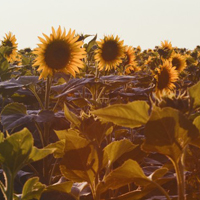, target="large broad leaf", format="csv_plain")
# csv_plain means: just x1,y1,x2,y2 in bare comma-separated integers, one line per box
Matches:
54,78,95,98
58,129,98,184
188,81,200,108
97,159,150,194
21,177,45,200
0,76,39,89
60,144,98,184
64,104,81,127
0,102,34,131
80,116,112,145
0,128,33,175
0,103,59,131
45,140,65,158
91,101,150,128
111,175,173,200
55,129,89,151
102,139,138,168
142,106,199,162
46,180,73,194
28,146,55,162
0,128,54,176
192,116,200,148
